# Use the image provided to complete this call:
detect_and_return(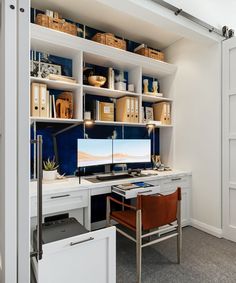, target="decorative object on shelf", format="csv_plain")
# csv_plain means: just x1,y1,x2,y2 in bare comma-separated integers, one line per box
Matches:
56,92,73,119
36,12,79,36
92,32,127,50
152,80,158,94
115,71,126,91
128,84,135,92
153,102,171,125
88,75,106,87
145,107,154,122
30,60,61,78
108,67,115,89
84,111,91,120
152,155,162,170
99,102,114,121
43,157,59,181
143,79,149,94
141,106,146,123
134,44,165,61
47,74,77,84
